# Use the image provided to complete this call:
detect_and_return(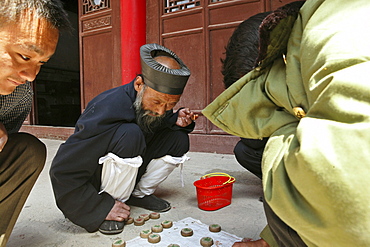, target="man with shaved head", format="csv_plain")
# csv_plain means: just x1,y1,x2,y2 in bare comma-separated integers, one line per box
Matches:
50,44,197,235
0,1,69,246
